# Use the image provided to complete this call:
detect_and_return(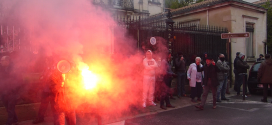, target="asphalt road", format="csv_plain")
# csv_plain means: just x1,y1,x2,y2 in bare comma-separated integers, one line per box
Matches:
125,94,272,125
